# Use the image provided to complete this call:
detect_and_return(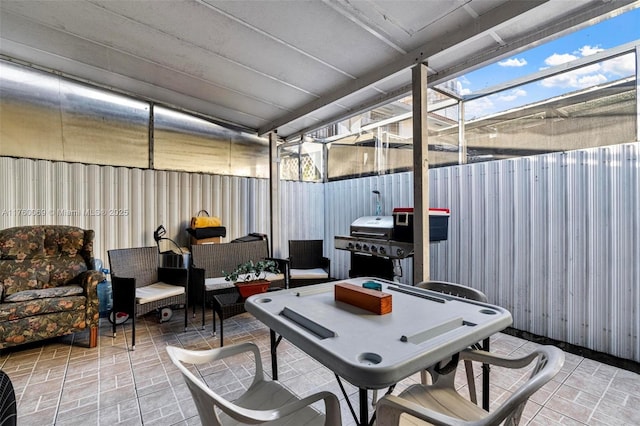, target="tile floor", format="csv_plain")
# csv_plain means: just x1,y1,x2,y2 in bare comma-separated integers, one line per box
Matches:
1,309,639,426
